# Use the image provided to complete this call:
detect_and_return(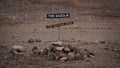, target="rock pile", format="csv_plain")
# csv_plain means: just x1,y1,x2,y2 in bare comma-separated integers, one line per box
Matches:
40,42,94,61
